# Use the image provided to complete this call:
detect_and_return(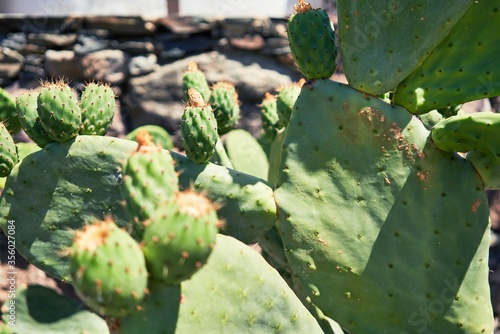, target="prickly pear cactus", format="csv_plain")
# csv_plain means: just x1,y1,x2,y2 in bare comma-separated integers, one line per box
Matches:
16,91,53,148
125,125,174,150
69,218,148,317
224,129,269,180
142,190,219,284
182,62,211,103
210,81,240,135
274,79,493,333
0,122,18,177
259,92,280,140
337,0,472,95
119,234,324,333
276,79,304,129
121,130,178,238
37,80,82,142
393,0,500,114
287,0,337,80
79,82,115,135
180,88,218,164
0,87,21,134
